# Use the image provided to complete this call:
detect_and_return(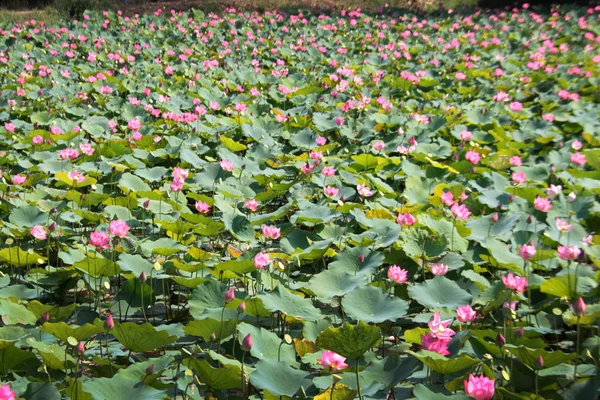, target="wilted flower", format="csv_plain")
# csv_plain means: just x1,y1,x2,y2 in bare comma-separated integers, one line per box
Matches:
556,218,572,232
